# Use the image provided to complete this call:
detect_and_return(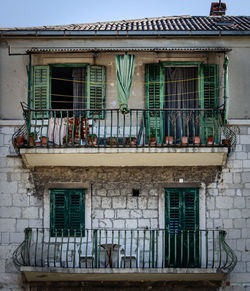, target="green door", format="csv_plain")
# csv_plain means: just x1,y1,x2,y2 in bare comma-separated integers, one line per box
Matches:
165,188,199,267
